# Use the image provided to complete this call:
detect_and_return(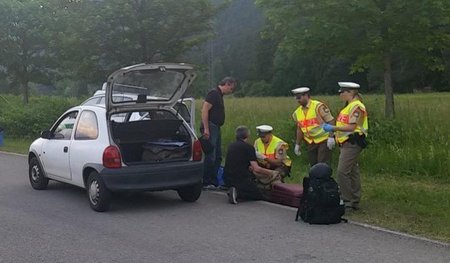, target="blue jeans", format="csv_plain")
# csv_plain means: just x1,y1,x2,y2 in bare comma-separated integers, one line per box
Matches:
201,122,222,186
